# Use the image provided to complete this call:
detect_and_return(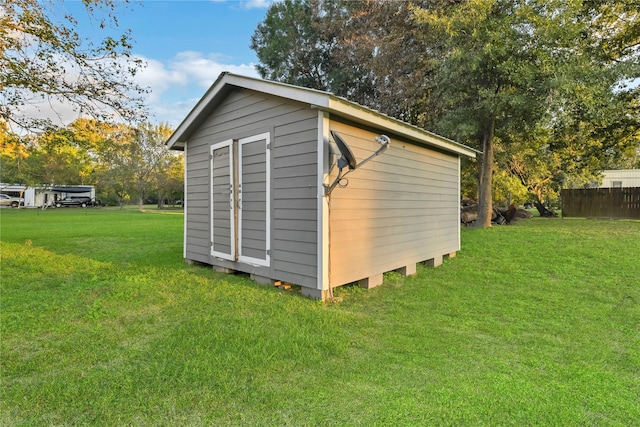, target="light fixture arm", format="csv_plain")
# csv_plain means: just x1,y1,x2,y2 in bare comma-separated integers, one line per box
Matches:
354,135,390,170
324,134,390,195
